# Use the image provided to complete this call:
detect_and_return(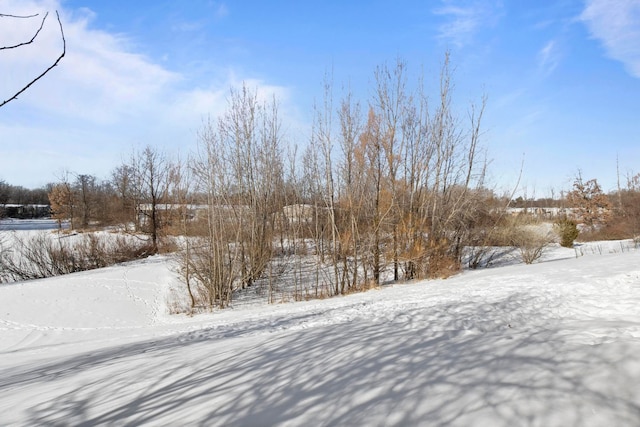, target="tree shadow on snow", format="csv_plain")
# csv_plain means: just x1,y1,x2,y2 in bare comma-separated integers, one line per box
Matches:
2,293,640,426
